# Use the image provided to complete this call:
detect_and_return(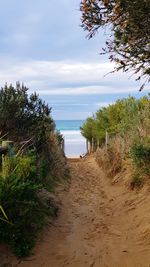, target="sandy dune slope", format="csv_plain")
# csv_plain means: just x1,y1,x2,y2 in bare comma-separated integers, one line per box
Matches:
1,156,150,267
